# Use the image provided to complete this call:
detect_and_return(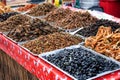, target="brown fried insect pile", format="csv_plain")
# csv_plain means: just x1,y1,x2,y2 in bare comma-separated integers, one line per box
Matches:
23,32,82,54
27,3,57,16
